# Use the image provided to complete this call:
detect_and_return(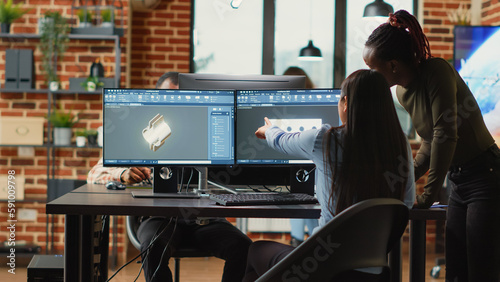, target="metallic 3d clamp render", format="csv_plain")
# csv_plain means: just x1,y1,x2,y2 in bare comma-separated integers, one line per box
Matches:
142,114,171,151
